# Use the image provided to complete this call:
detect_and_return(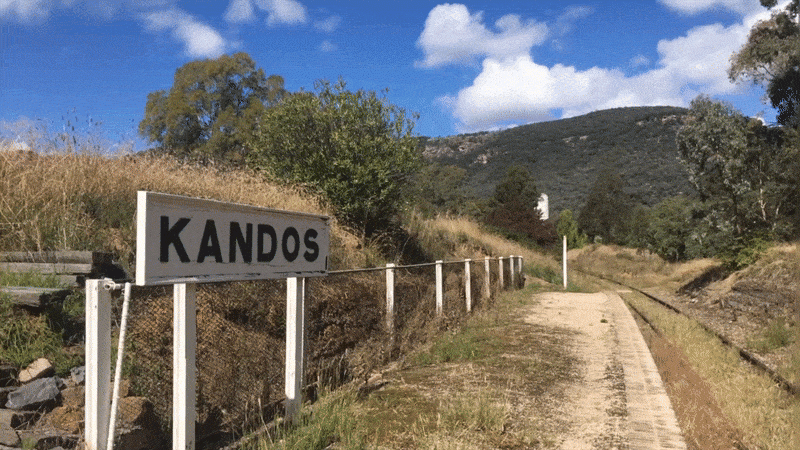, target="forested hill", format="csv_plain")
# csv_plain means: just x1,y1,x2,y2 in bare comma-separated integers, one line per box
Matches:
422,106,694,216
